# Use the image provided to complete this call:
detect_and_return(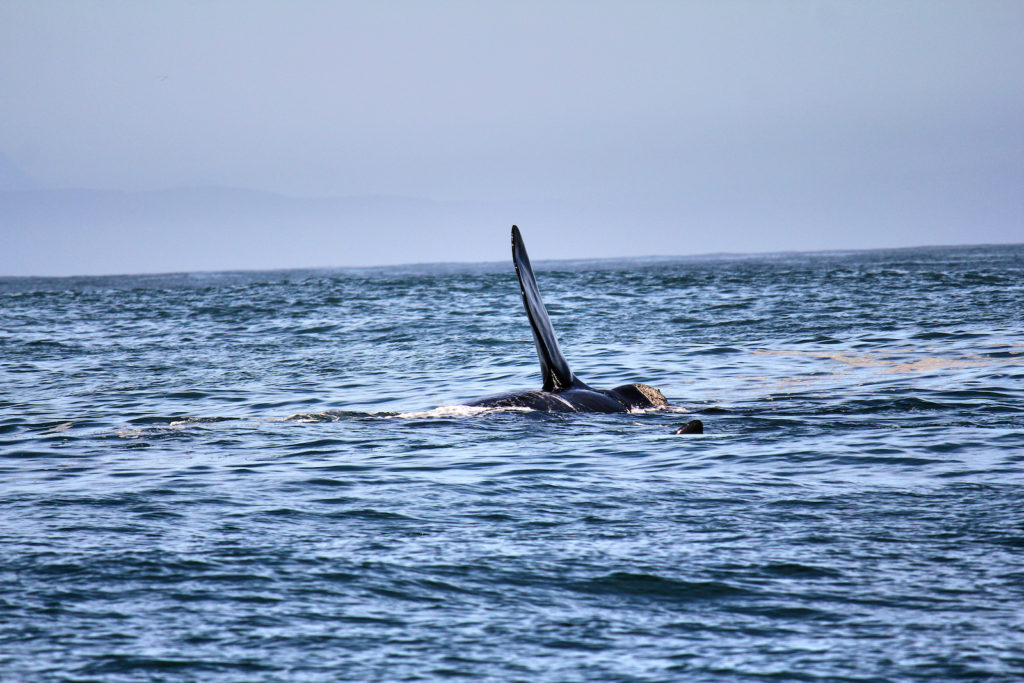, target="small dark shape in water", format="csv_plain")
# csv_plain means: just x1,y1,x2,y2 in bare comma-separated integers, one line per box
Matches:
674,420,704,435
466,226,668,413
